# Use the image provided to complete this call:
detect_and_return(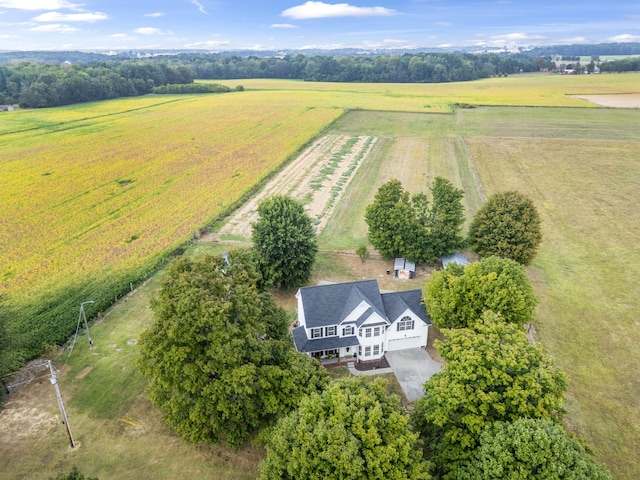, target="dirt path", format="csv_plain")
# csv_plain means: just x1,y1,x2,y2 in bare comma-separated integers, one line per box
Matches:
215,134,377,240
